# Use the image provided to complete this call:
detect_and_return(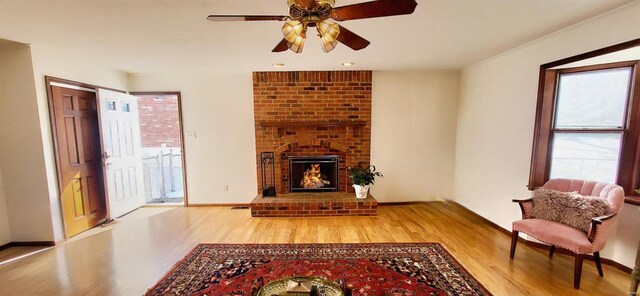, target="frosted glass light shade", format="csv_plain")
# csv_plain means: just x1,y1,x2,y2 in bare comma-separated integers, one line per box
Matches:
288,35,306,53
317,20,340,43
282,20,305,43
321,37,337,53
